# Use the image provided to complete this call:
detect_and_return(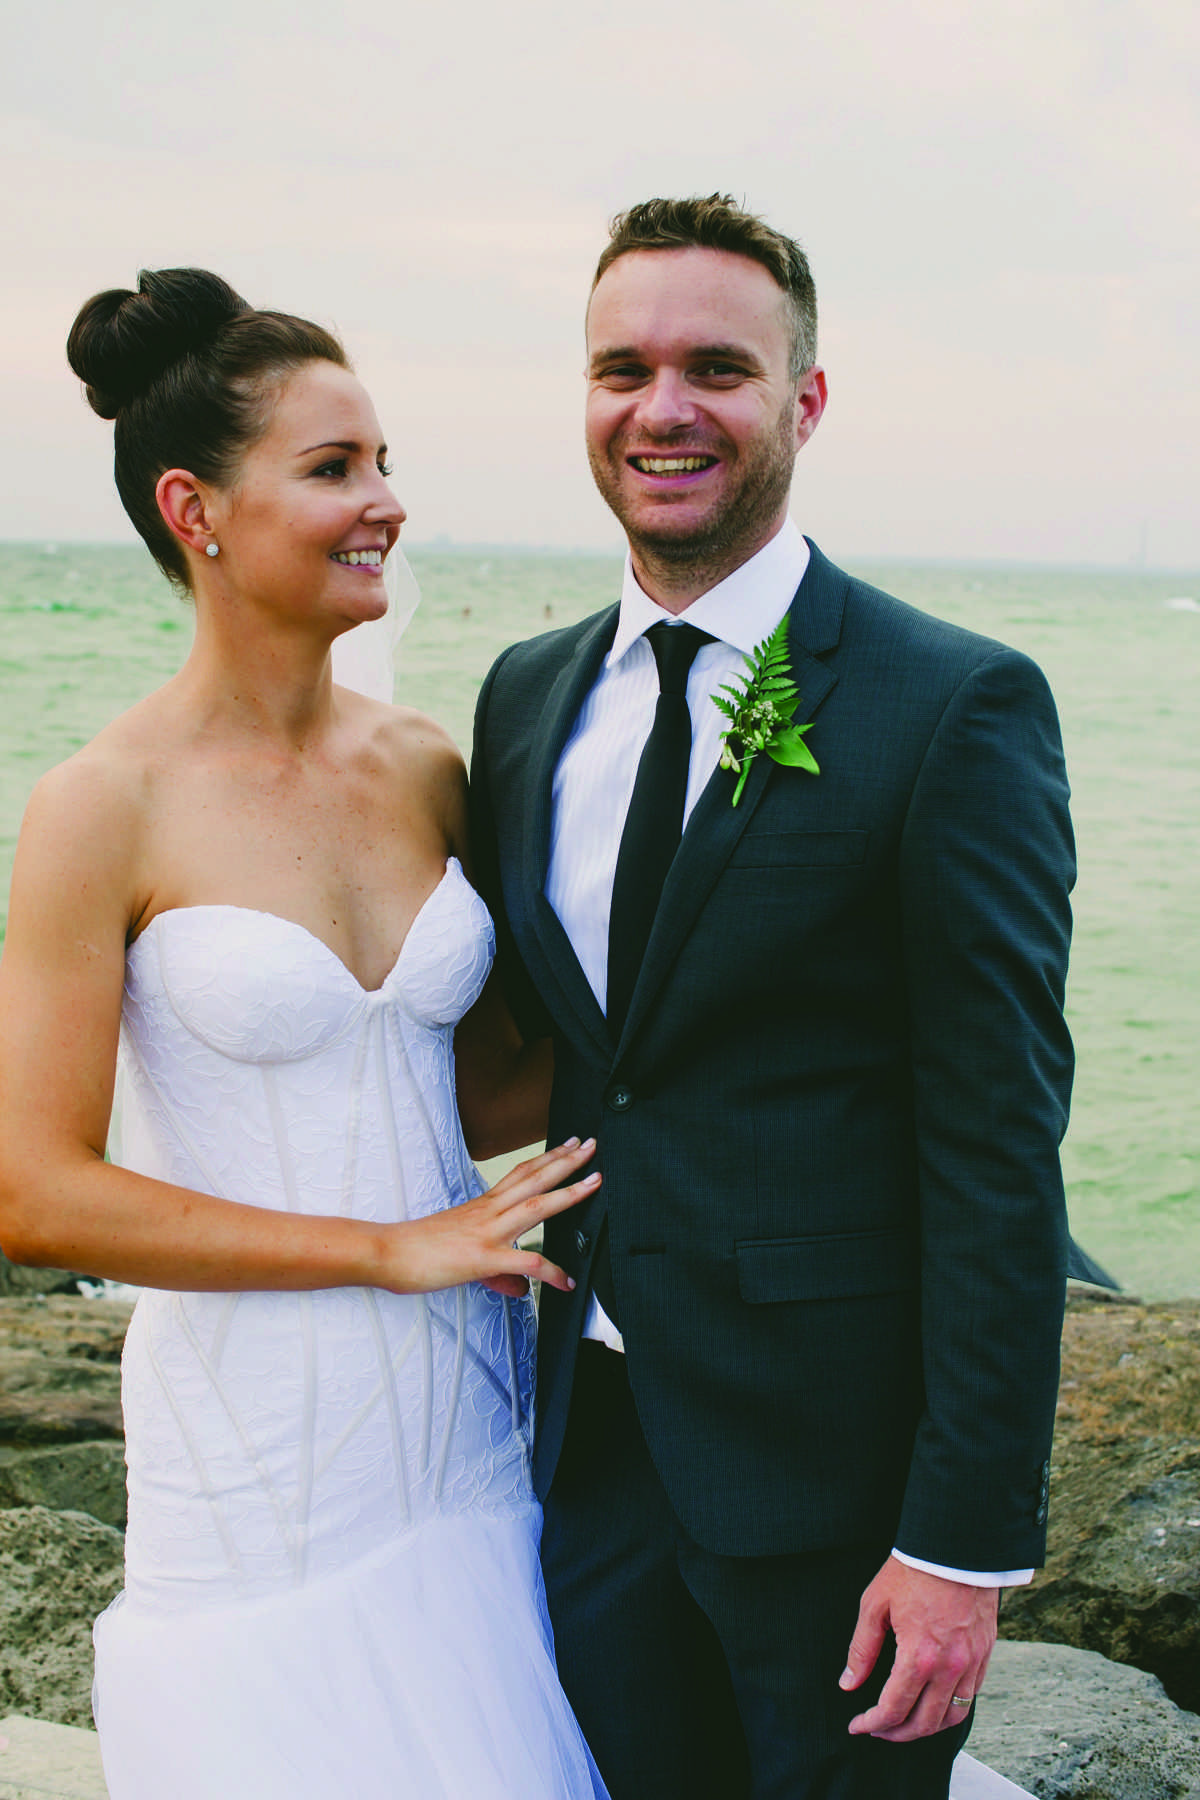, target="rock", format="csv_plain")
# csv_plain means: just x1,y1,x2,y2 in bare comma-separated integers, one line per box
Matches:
0,1445,126,1531
971,1640,1200,1799
0,1507,124,1729
1001,1294,1200,1713
0,1298,129,1449
0,1252,83,1299
1004,1454,1200,1716
0,1299,131,1531
0,1712,109,1800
